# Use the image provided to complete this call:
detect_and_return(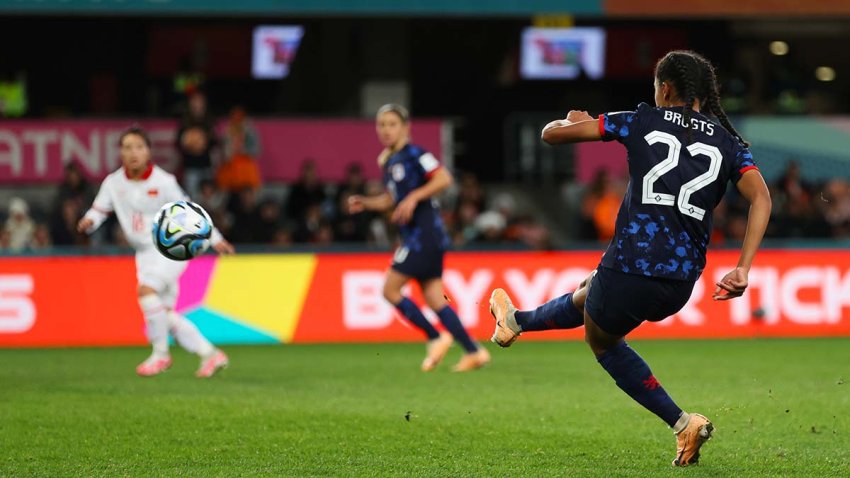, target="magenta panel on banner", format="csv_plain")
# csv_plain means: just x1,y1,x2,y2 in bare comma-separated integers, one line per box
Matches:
251,119,442,182
574,140,629,183
0,119,443,183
